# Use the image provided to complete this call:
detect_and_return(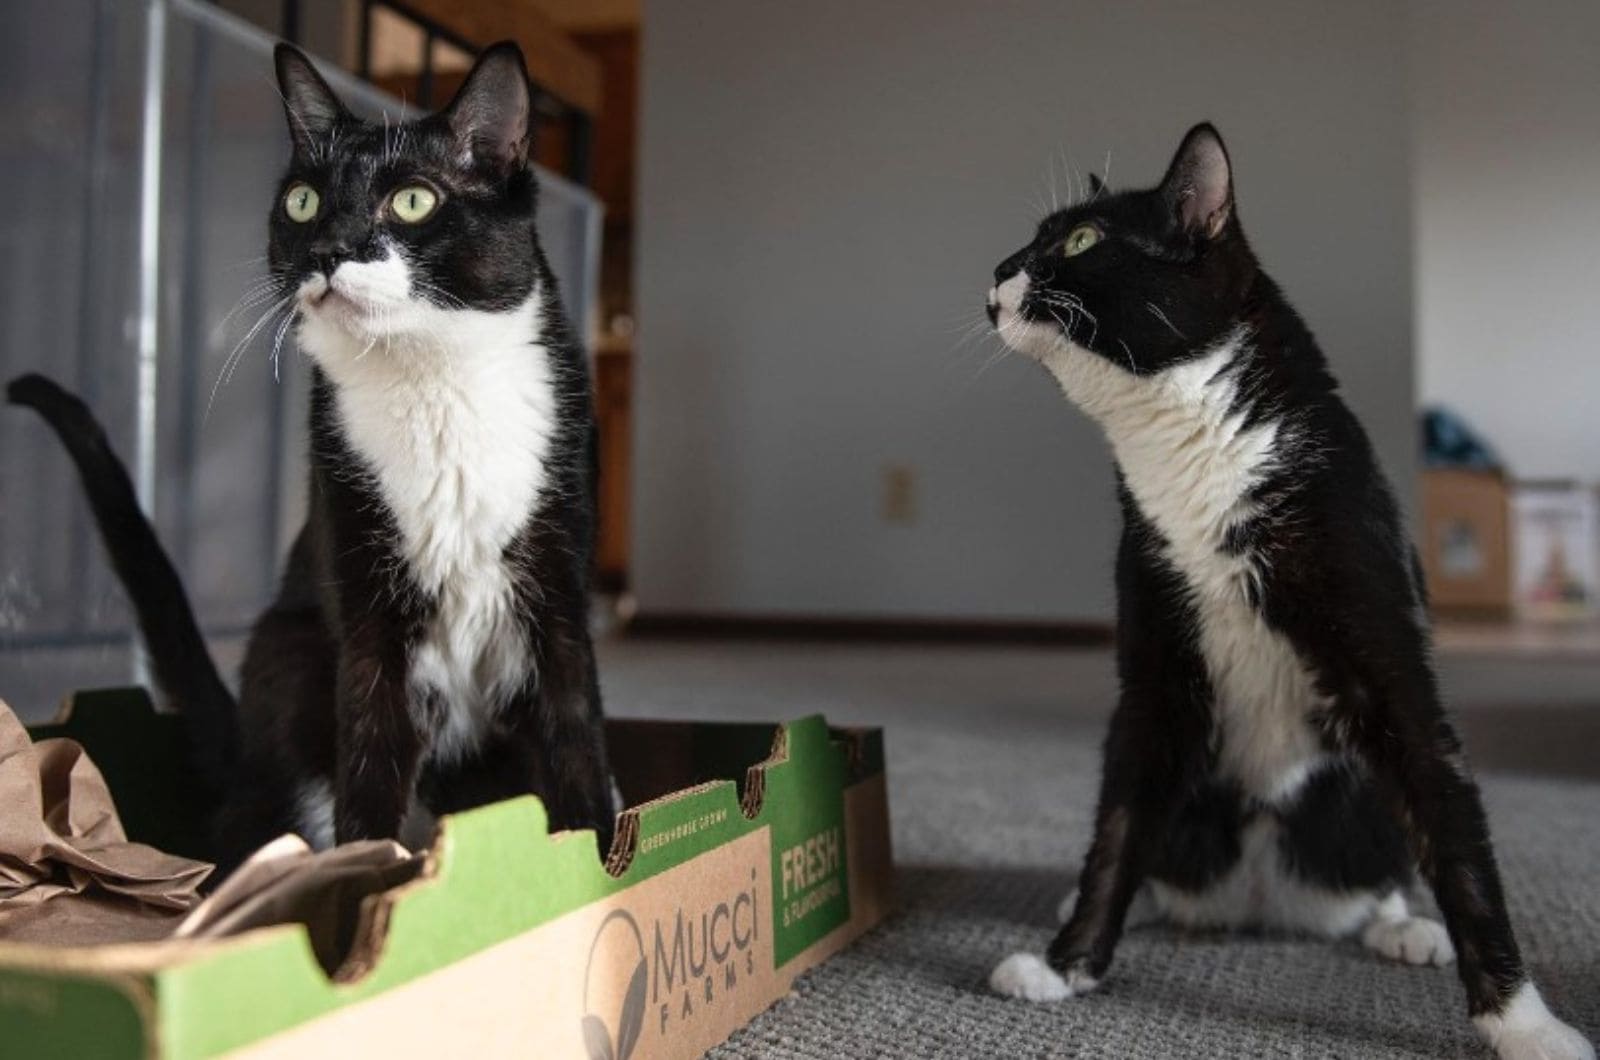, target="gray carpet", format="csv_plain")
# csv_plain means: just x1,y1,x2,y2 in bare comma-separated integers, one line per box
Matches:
593,641,1600,1059
712,718,1600,1059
